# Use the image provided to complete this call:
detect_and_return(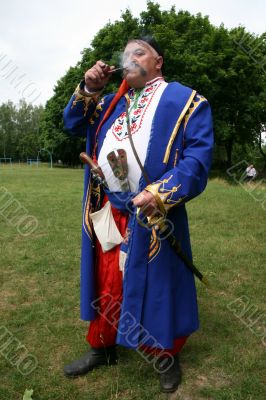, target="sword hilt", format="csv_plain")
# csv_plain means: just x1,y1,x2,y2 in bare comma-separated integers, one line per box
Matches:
79,152,108,188
80,152,104,177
